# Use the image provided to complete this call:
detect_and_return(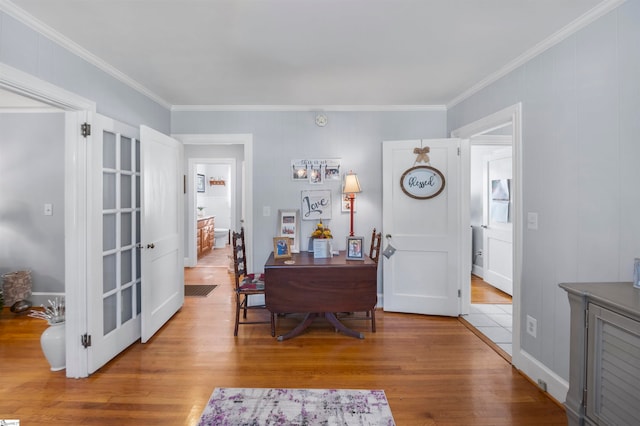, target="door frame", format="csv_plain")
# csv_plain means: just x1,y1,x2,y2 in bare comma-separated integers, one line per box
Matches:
173,134,254,271
451,102,522,367
1,63,97,377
